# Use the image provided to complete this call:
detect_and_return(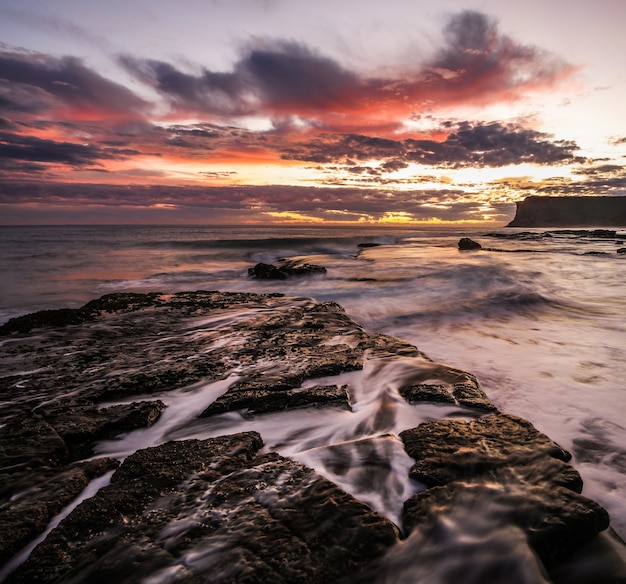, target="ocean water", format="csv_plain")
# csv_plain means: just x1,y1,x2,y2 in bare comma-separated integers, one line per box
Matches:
1,224,625,576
